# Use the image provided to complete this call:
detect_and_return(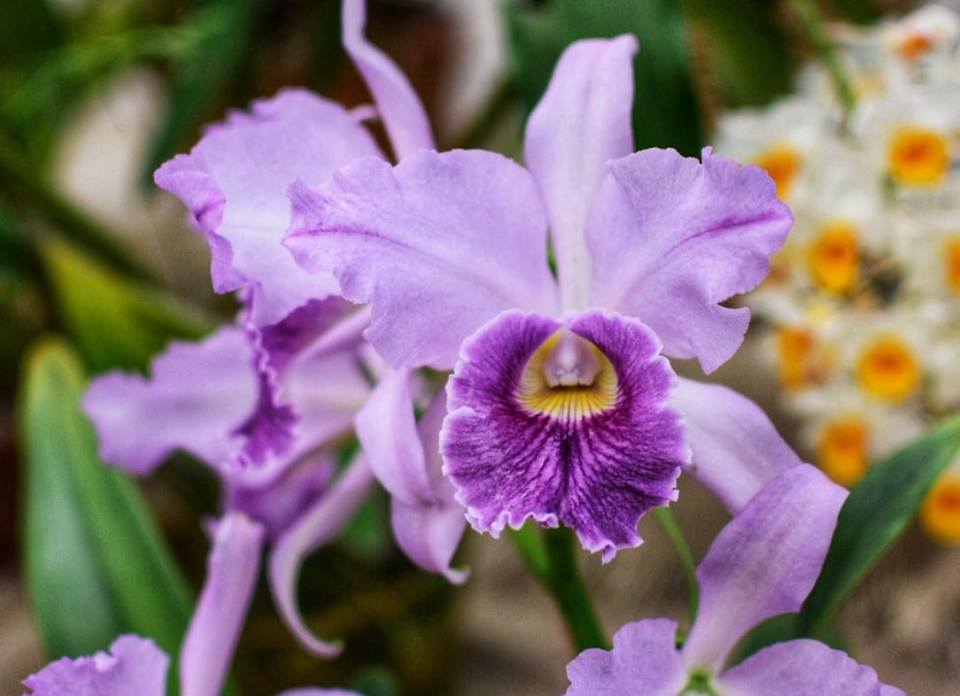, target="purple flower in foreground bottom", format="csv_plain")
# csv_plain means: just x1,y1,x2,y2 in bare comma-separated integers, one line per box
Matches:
21,634,358,696
563,465,905,696
285,34,796,558
22,636,167,696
